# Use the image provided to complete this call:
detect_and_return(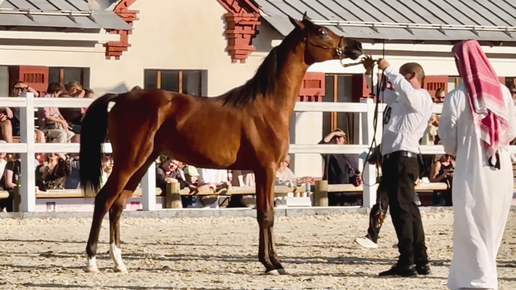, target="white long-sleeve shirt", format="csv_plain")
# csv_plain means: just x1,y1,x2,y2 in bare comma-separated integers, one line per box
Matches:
366,66,433,155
